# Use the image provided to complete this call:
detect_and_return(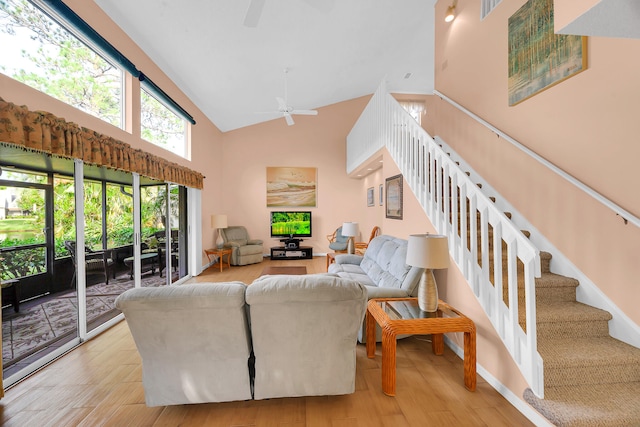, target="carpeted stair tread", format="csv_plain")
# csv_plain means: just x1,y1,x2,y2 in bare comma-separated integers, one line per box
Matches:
538,336,640,372
534,301,612,324
533,272,579,289
524,382,640,427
